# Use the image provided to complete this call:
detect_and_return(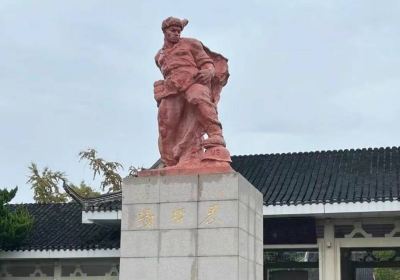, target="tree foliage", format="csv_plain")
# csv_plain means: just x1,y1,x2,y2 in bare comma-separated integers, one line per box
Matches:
27,163,69,203
27,148,126,203
79,149,123,192
375,268,400,280
70,181,101,198
0,187,33,249
373,250,400,280
27,163,101,203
